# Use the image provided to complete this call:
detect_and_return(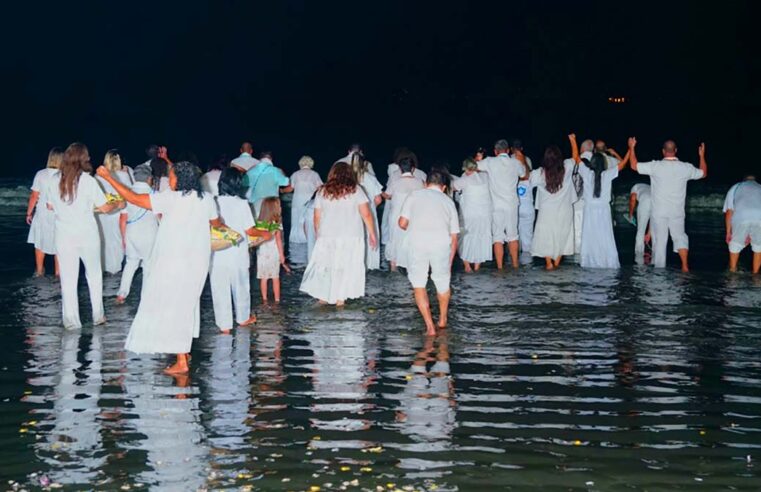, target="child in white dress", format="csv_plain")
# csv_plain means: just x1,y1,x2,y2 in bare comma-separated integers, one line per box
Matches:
257,197,289,303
